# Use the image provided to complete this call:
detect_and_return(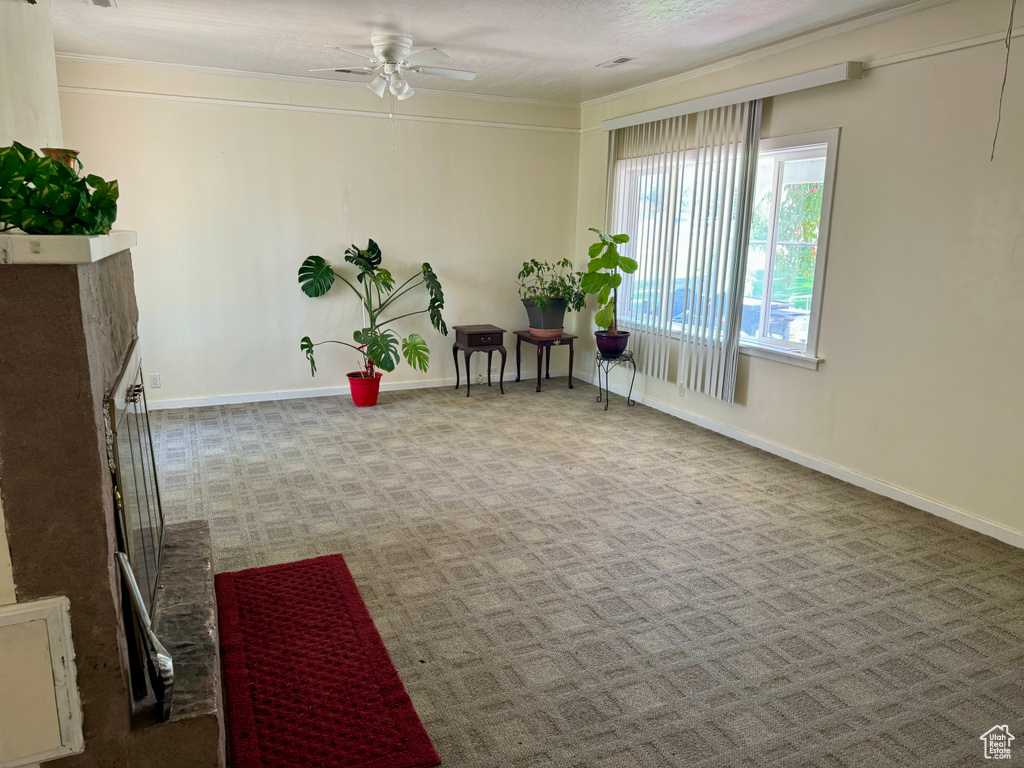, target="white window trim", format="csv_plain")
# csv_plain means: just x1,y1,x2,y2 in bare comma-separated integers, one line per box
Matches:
741,127,840,364
740,343,823,370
